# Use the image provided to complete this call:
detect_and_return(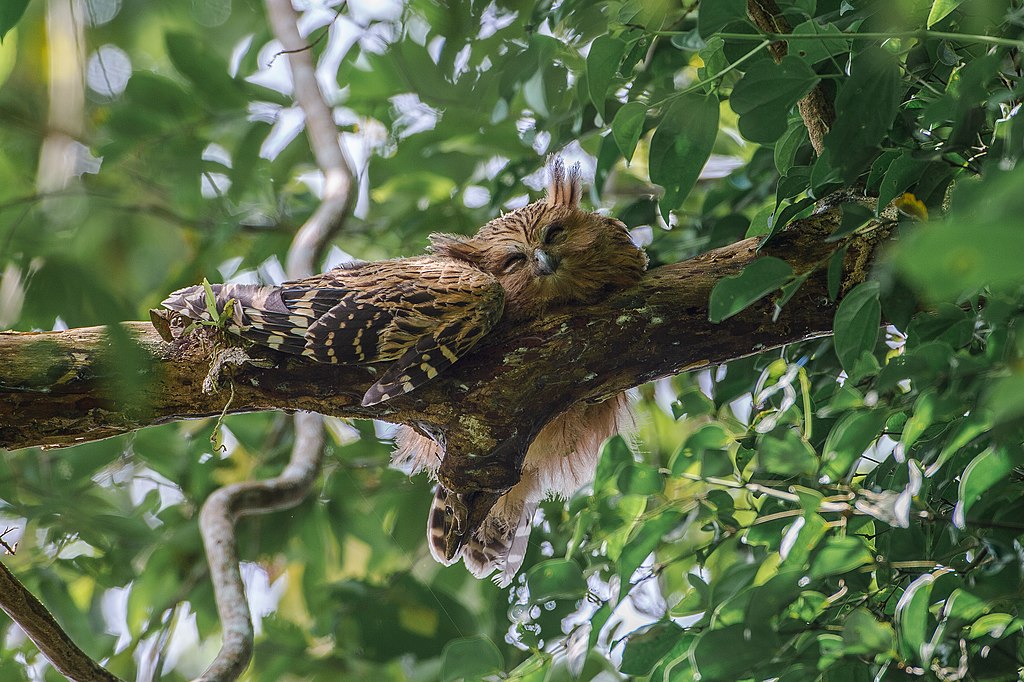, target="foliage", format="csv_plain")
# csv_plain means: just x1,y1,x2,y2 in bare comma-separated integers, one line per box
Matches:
2,0,1024,679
